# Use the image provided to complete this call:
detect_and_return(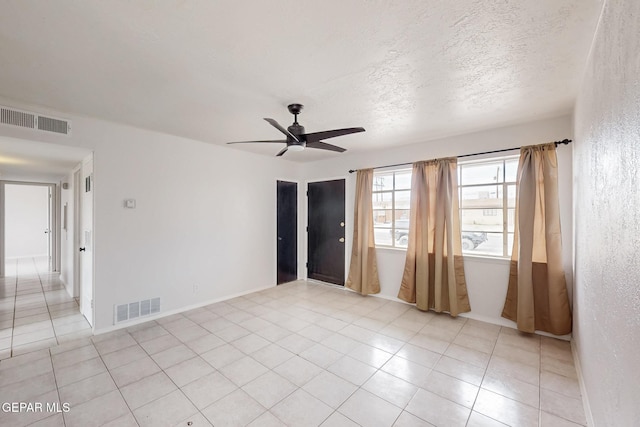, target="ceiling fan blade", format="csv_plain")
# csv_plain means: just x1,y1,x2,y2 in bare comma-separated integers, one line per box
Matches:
306,141,346,153
275,147,288,157
226,139,286,144
303,127,365,143
264,118,299,142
